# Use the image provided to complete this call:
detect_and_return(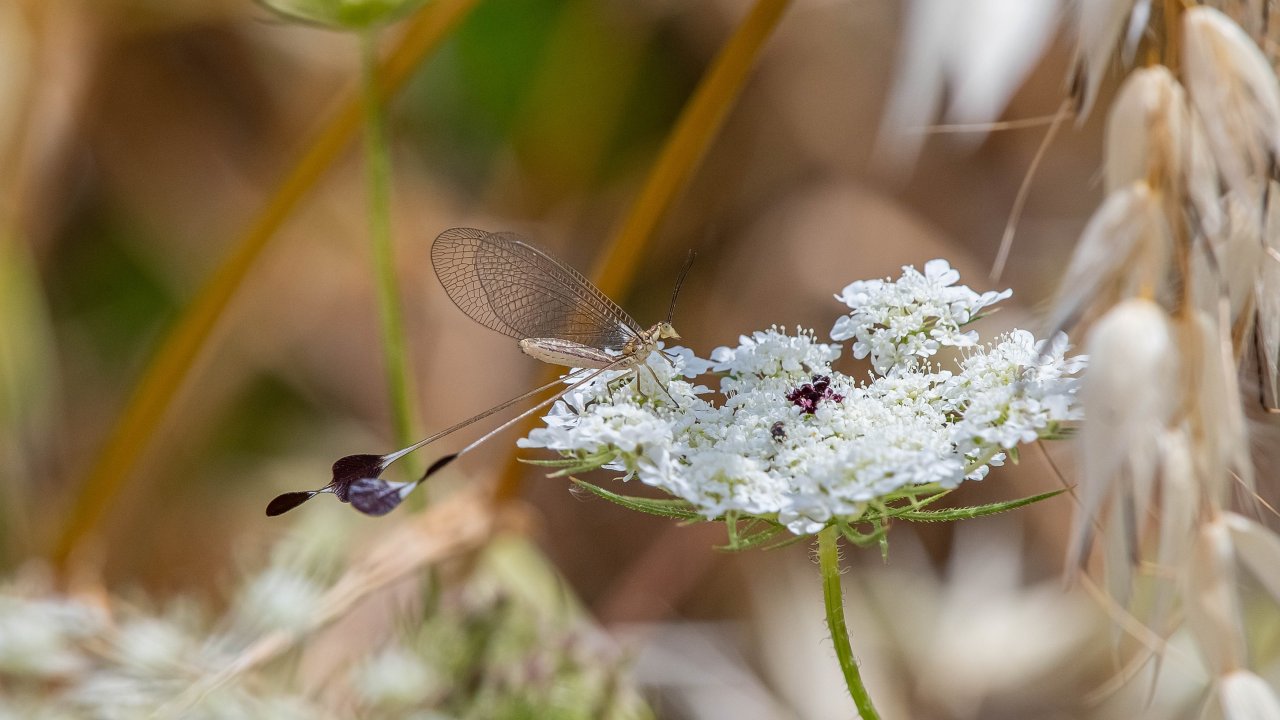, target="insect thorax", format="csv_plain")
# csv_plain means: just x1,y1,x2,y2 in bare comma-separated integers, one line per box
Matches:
625,322,677,358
